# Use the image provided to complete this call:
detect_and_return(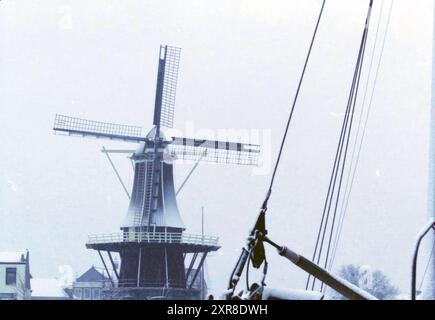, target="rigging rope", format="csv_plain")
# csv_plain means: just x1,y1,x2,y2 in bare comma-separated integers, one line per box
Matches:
234,0,326,294
419,240,435,291
261,0,326,210
329,0,394,271
328,0,386,270
307,0,374,291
